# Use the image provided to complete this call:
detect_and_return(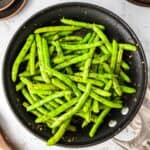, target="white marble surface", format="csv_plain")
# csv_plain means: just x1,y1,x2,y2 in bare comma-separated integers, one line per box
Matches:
0,0,150,150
